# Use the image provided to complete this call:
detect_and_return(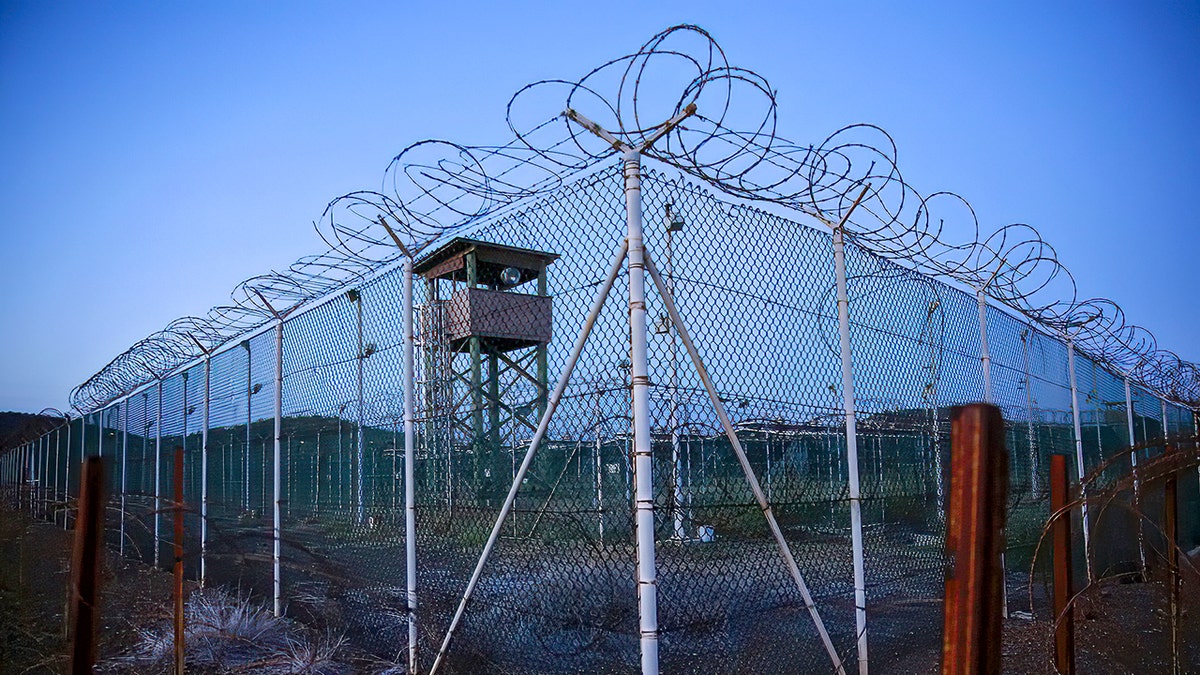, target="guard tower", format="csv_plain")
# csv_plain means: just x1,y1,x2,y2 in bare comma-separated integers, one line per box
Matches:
414,237,558,506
